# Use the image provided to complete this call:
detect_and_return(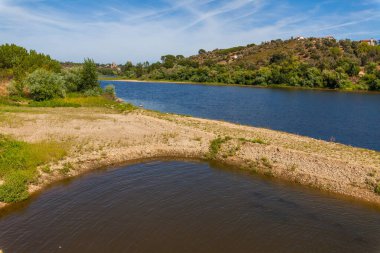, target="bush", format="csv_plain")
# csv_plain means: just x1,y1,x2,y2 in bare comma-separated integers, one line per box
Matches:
62,67,82,92
375,183,380,195
22,69,65,101
83,87,103,96
103,84,116,99
7,80,23,96
361,73,380,91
